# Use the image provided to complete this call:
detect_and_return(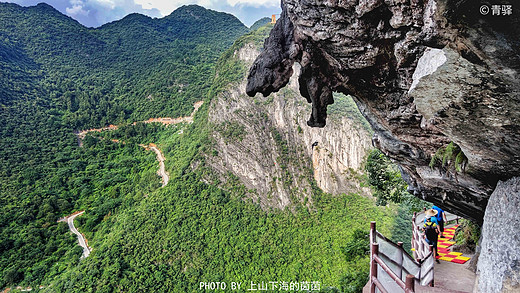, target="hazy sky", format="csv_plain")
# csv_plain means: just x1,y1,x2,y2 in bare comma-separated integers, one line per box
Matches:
5,0,281,27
